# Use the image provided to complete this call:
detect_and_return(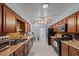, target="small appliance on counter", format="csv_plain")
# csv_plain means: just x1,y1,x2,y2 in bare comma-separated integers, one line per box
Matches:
62,34,72,41
0,36,10,51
